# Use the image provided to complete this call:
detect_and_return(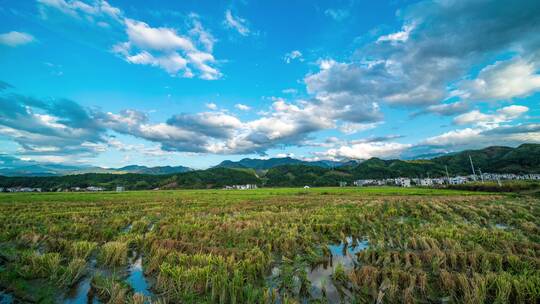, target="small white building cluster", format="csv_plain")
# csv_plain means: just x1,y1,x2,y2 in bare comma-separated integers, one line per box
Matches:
481,173,540,181
412,177,447,186
58,186,105,192
223,184,258,190
354,173,540,188
86,186,104,191
353,178,416,187
447,176,468,185
353,179,386,187
0,187,42,192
